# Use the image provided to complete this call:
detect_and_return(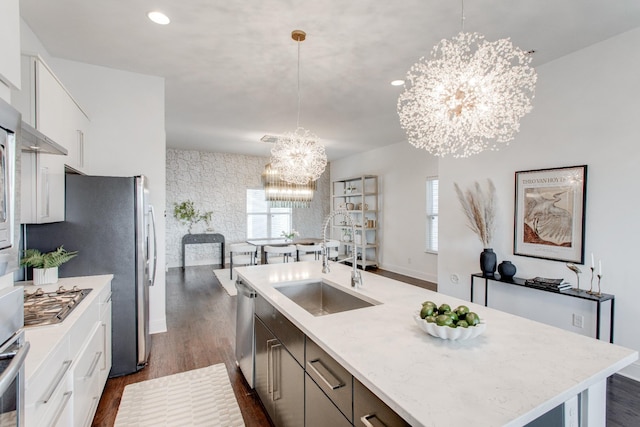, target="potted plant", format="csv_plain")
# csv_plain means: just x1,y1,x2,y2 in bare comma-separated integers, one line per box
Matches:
20,246,78,285
454,179,497,277
280,229,299,242
173,200,214,233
